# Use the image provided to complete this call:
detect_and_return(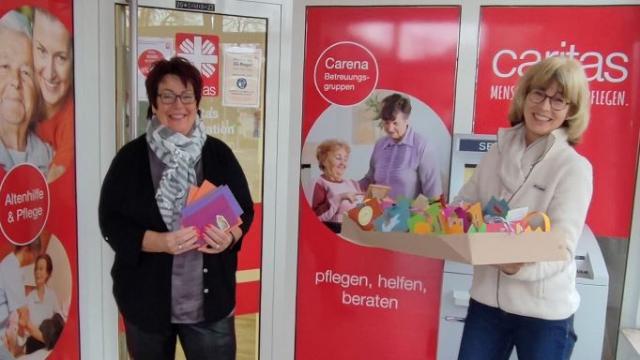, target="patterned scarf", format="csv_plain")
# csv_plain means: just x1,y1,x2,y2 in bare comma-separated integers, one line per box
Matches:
146,116,206,230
